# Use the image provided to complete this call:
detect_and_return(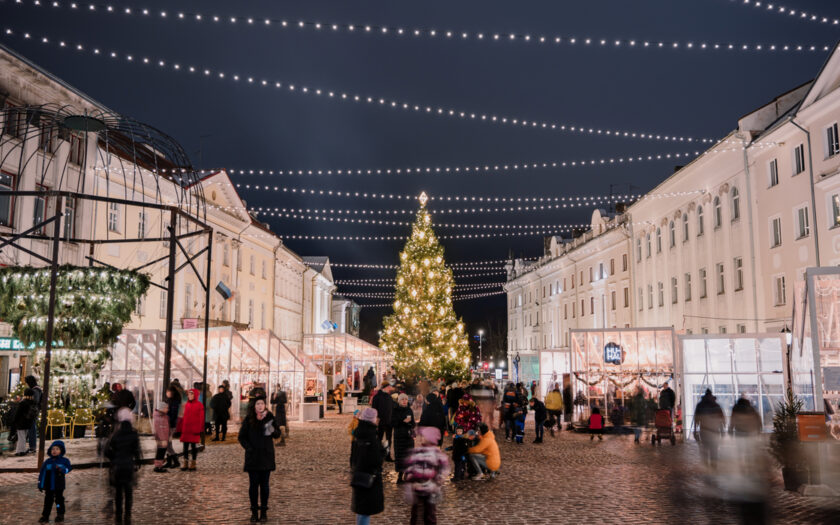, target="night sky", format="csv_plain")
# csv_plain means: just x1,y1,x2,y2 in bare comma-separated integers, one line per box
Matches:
1,0,836,349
